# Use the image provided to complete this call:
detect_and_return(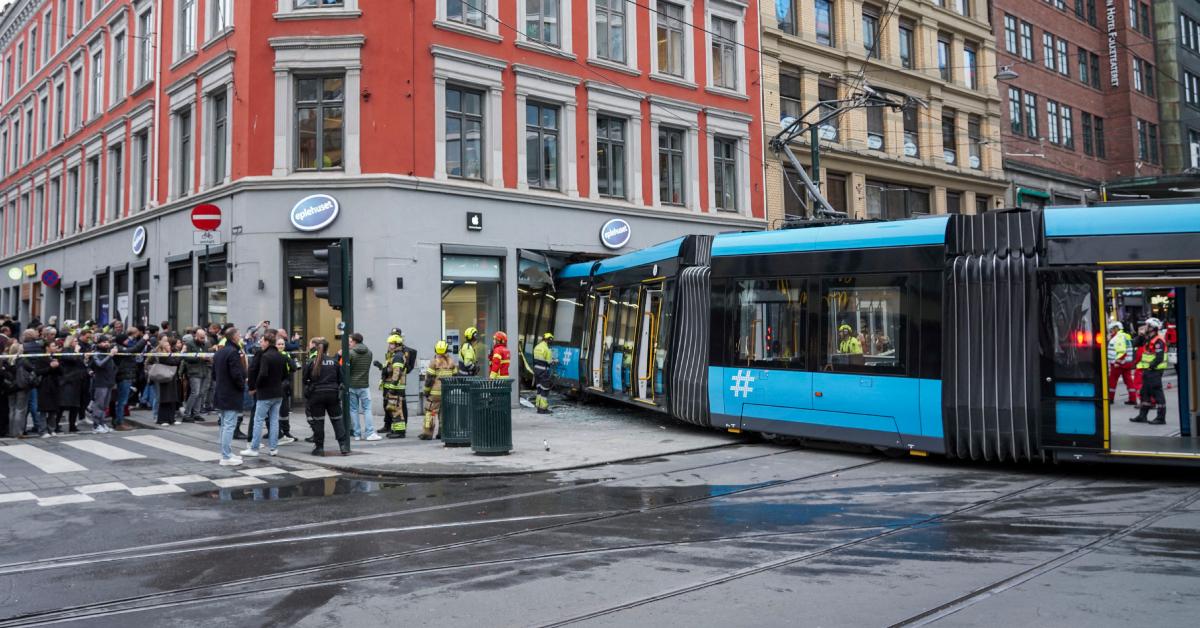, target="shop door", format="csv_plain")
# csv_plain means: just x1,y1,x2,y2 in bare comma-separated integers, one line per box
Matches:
1039,269,1106,450
284,240,344,349
635,286,663,403
441,254,503,358
589,291,610,390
